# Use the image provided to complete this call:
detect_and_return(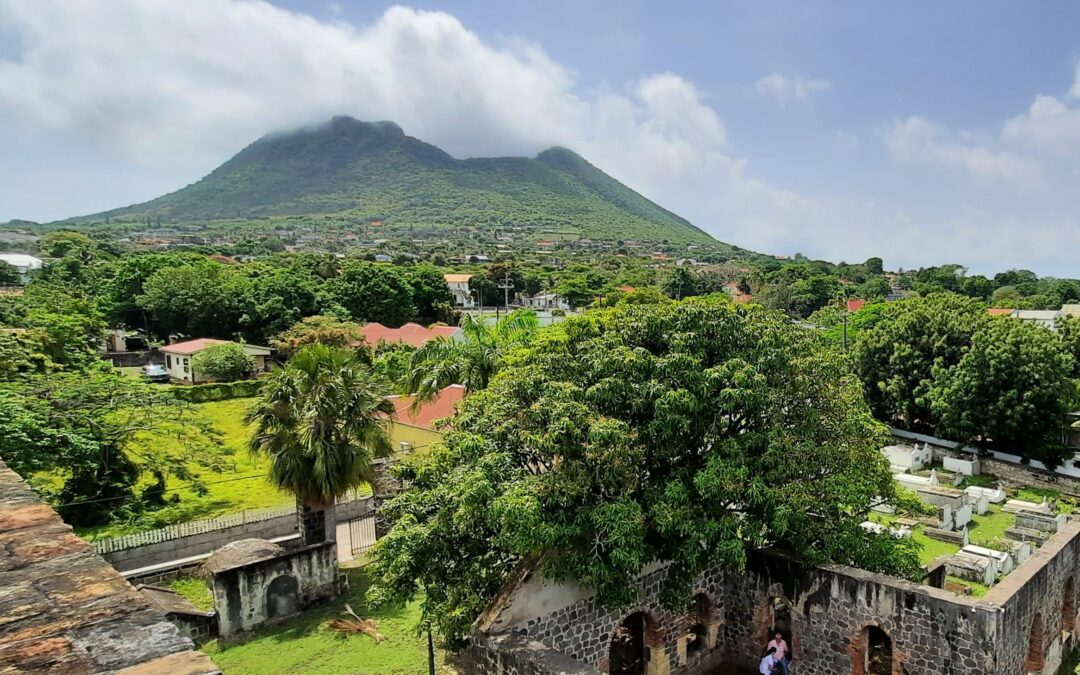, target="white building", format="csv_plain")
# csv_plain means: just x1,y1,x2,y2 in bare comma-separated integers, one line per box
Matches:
160,338,271,383
444,273,475,308
1013,309,1062,330
0,254,43,283
520,292,570,311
